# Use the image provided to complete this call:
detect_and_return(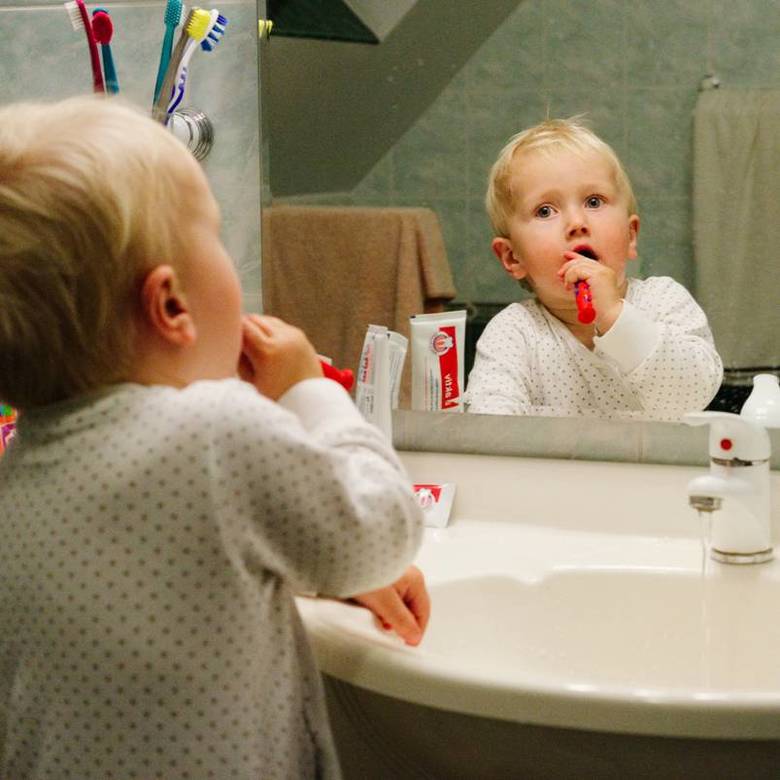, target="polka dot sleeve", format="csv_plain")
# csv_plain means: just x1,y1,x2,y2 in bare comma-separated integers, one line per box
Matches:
602,277,723,418
208,379,423,599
